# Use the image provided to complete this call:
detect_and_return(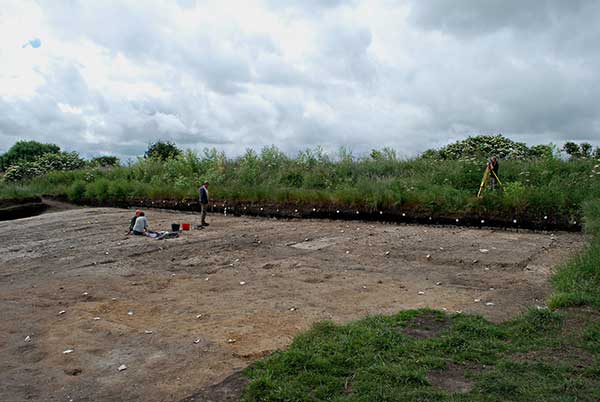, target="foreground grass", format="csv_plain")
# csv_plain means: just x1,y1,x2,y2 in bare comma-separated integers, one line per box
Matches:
241,309,600,402
550,200,600,309
241,200,600,401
